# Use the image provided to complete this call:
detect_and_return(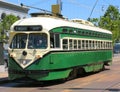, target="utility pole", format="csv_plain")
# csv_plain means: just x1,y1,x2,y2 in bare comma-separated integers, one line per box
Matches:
56,0,62,13
57,0,61,5
18,0,20,4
